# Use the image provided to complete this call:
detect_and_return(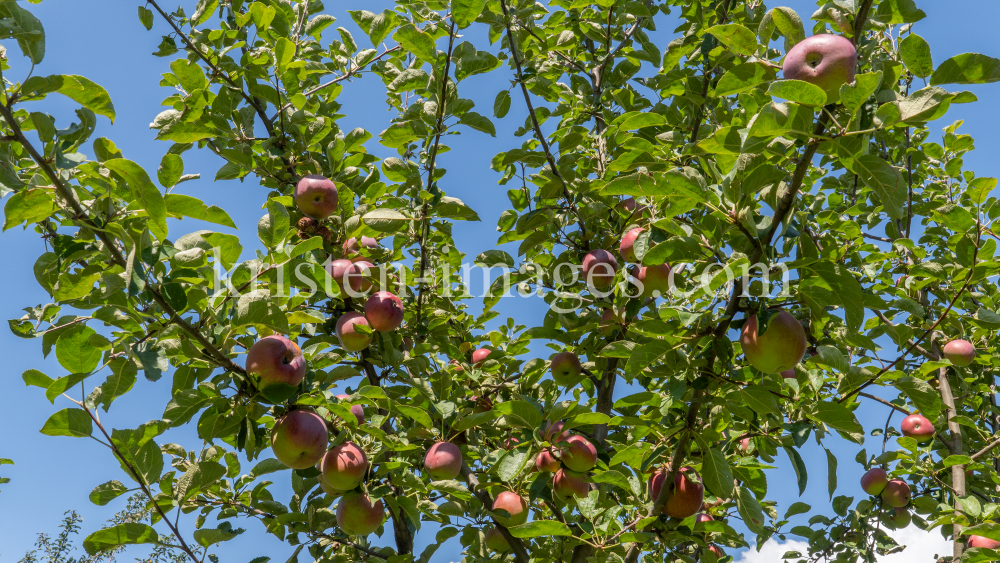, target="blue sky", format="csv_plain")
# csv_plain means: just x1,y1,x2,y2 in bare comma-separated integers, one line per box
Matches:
1,1,999,561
